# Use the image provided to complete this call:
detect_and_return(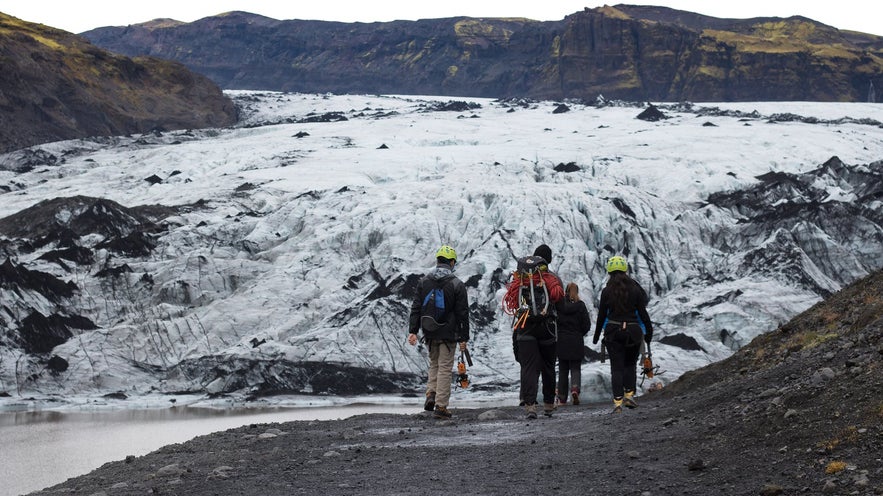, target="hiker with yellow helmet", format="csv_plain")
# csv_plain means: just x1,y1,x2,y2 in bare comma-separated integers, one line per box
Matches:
408,245,470,419
592,255,653,414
